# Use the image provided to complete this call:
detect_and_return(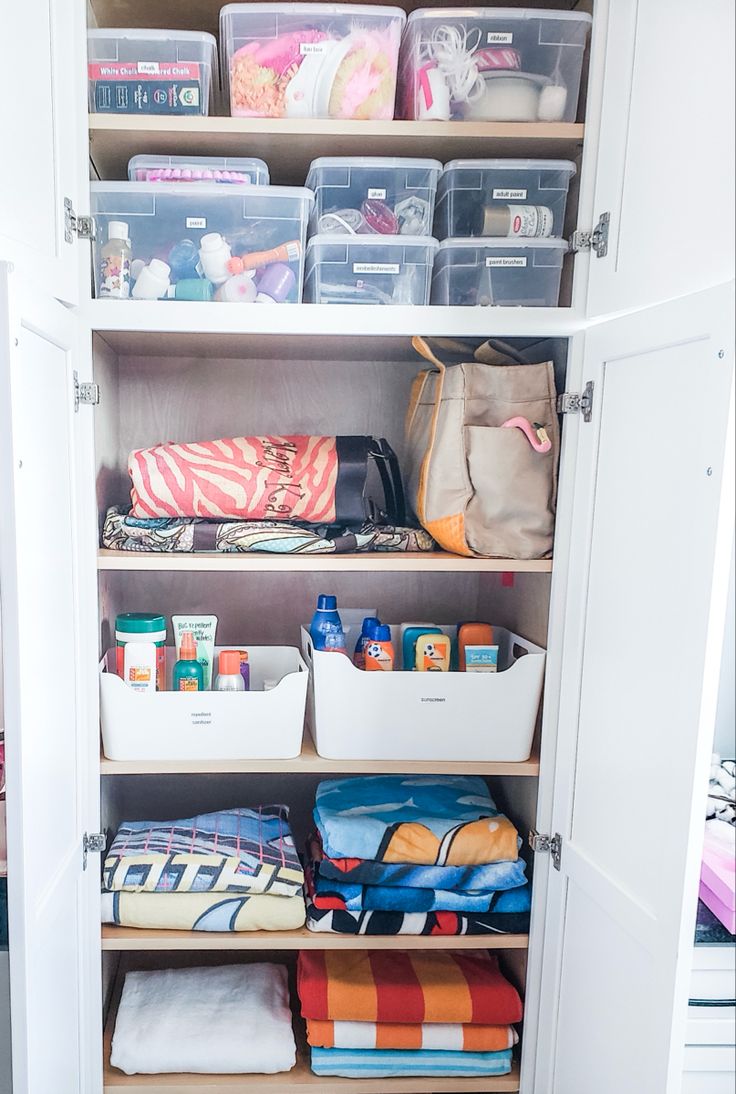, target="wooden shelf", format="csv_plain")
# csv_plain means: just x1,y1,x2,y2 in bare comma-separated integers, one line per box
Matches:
89,114,584,184
99,734,541,776
101,925,529,952
97,549,552,574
